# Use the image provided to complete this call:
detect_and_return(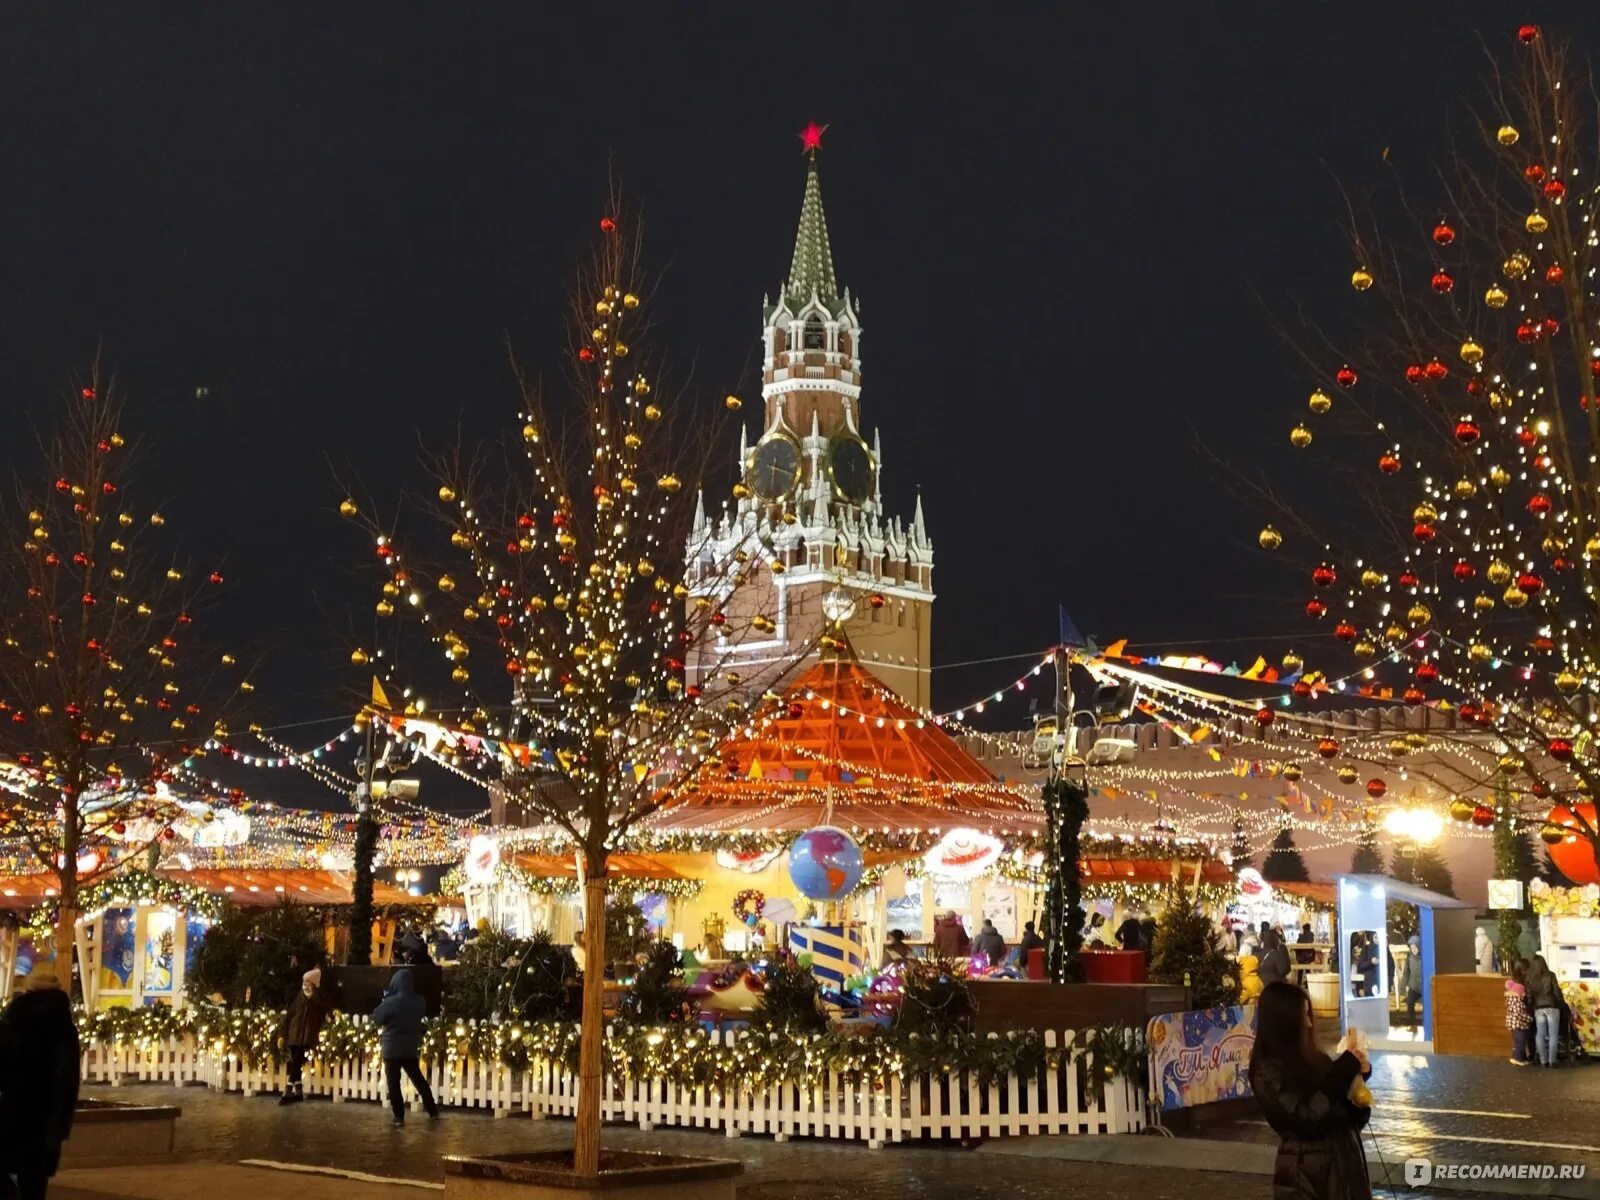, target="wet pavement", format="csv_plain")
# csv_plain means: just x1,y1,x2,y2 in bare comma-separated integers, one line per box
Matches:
1203,1050,1600,1176
80,1081,1257,1200
85,1052,1596,1200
